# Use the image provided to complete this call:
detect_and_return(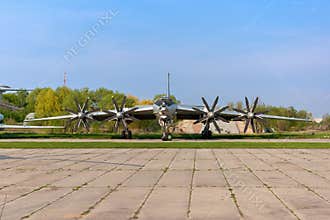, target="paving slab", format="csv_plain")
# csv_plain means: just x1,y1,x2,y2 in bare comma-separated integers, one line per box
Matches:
193,170,226,187
82,187,151,220
158,170,192,187
190,187,241,220
137,187,190,220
